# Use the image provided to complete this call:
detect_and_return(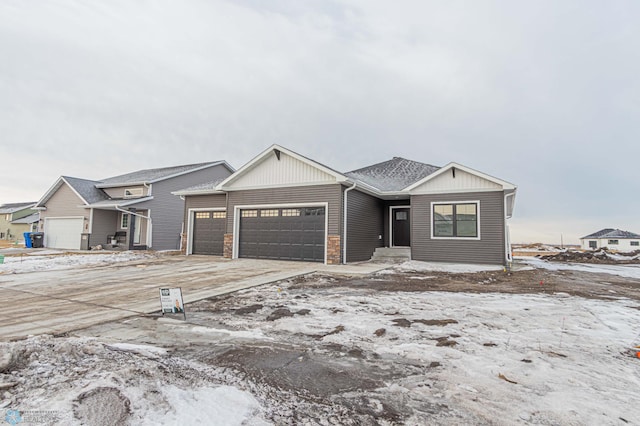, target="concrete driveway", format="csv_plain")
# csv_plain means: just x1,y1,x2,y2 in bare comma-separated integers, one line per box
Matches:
0,256,322,341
